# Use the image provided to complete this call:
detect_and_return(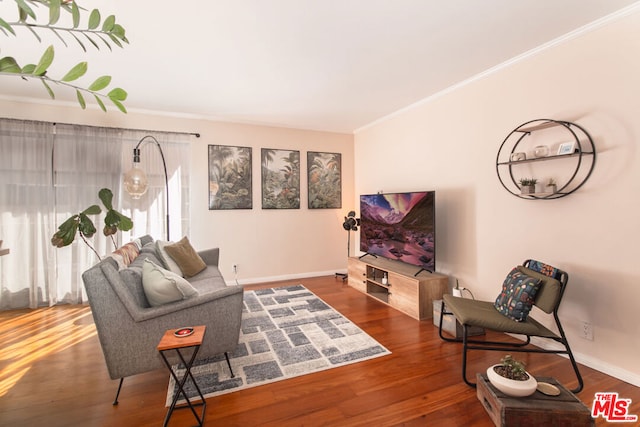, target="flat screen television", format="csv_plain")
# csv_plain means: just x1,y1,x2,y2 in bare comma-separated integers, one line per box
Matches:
359,191,435,274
